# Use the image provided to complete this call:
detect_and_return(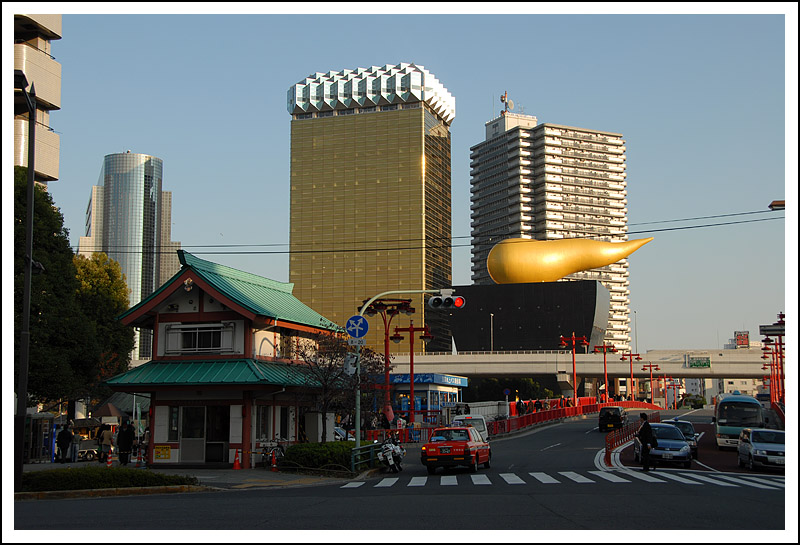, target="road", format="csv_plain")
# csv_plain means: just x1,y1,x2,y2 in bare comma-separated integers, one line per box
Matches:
14,409,788,533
